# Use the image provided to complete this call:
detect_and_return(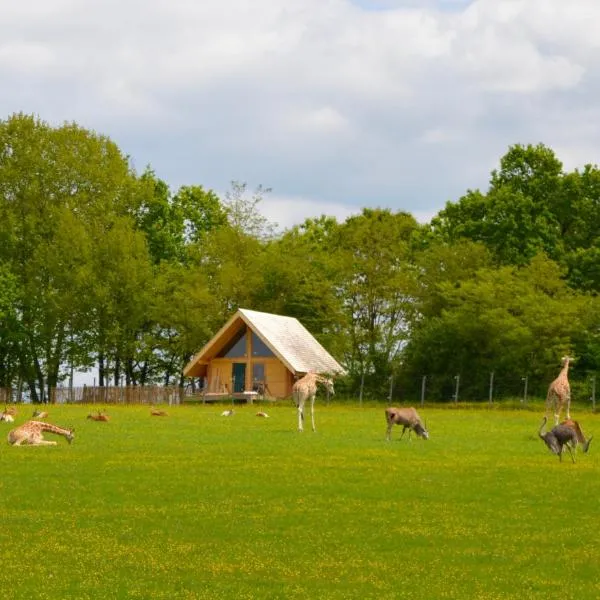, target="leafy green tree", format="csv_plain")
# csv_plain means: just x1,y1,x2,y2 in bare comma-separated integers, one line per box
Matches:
0,263,21,388
0,113,136,398
401,254,590,401
335,208,420,394
255,216,347,356
173,184,229,246
430,144,566,265
149,262,222,387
